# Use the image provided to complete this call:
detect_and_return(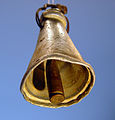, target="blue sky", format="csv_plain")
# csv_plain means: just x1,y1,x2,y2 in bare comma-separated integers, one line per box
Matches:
0,0,115,120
